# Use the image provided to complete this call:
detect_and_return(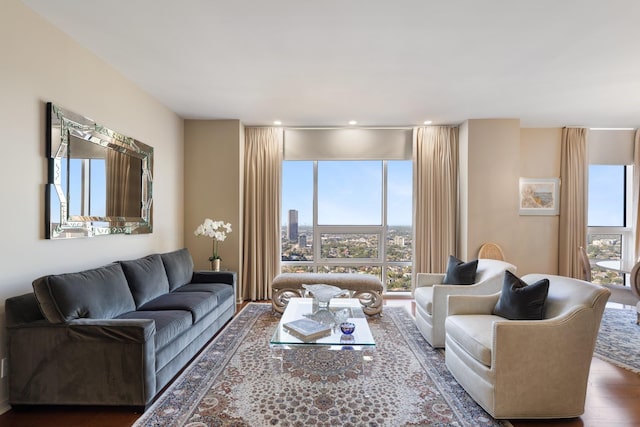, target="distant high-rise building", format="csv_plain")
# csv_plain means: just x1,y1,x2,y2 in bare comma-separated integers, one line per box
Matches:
288,209,298,241
298,234,307,247
393,236,405,246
